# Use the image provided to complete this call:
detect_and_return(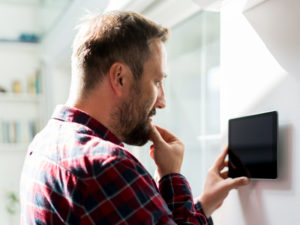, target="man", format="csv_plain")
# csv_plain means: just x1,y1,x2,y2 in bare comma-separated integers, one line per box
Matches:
20,11,249,224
